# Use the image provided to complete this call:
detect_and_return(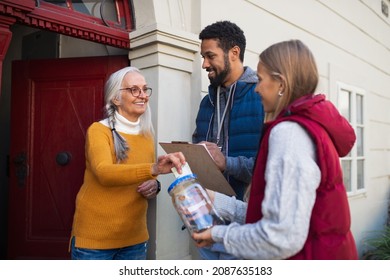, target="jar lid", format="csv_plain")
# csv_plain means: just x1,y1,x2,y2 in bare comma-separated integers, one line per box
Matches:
167,173,197,194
